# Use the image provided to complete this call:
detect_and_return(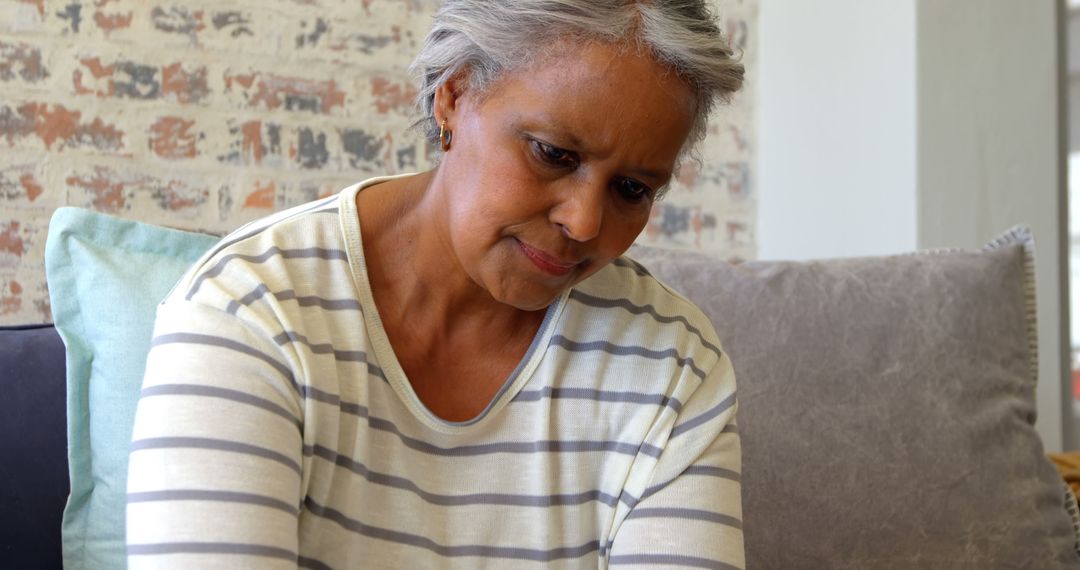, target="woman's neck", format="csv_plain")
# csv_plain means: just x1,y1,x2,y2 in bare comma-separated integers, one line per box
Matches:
356,170,538,349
